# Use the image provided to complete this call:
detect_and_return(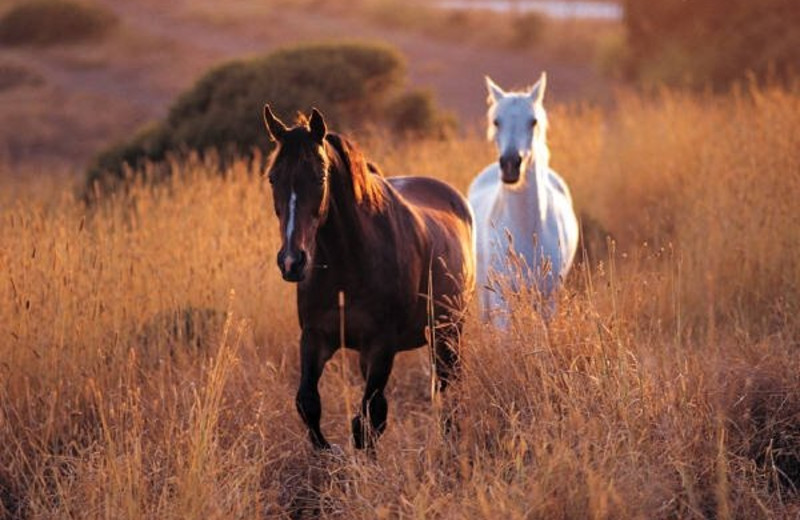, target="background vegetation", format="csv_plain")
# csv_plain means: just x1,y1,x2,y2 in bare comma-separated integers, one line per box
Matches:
2,83,799,518
623,0,799,88
273,0,548,51
0,0,117,46
86,41,453,197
